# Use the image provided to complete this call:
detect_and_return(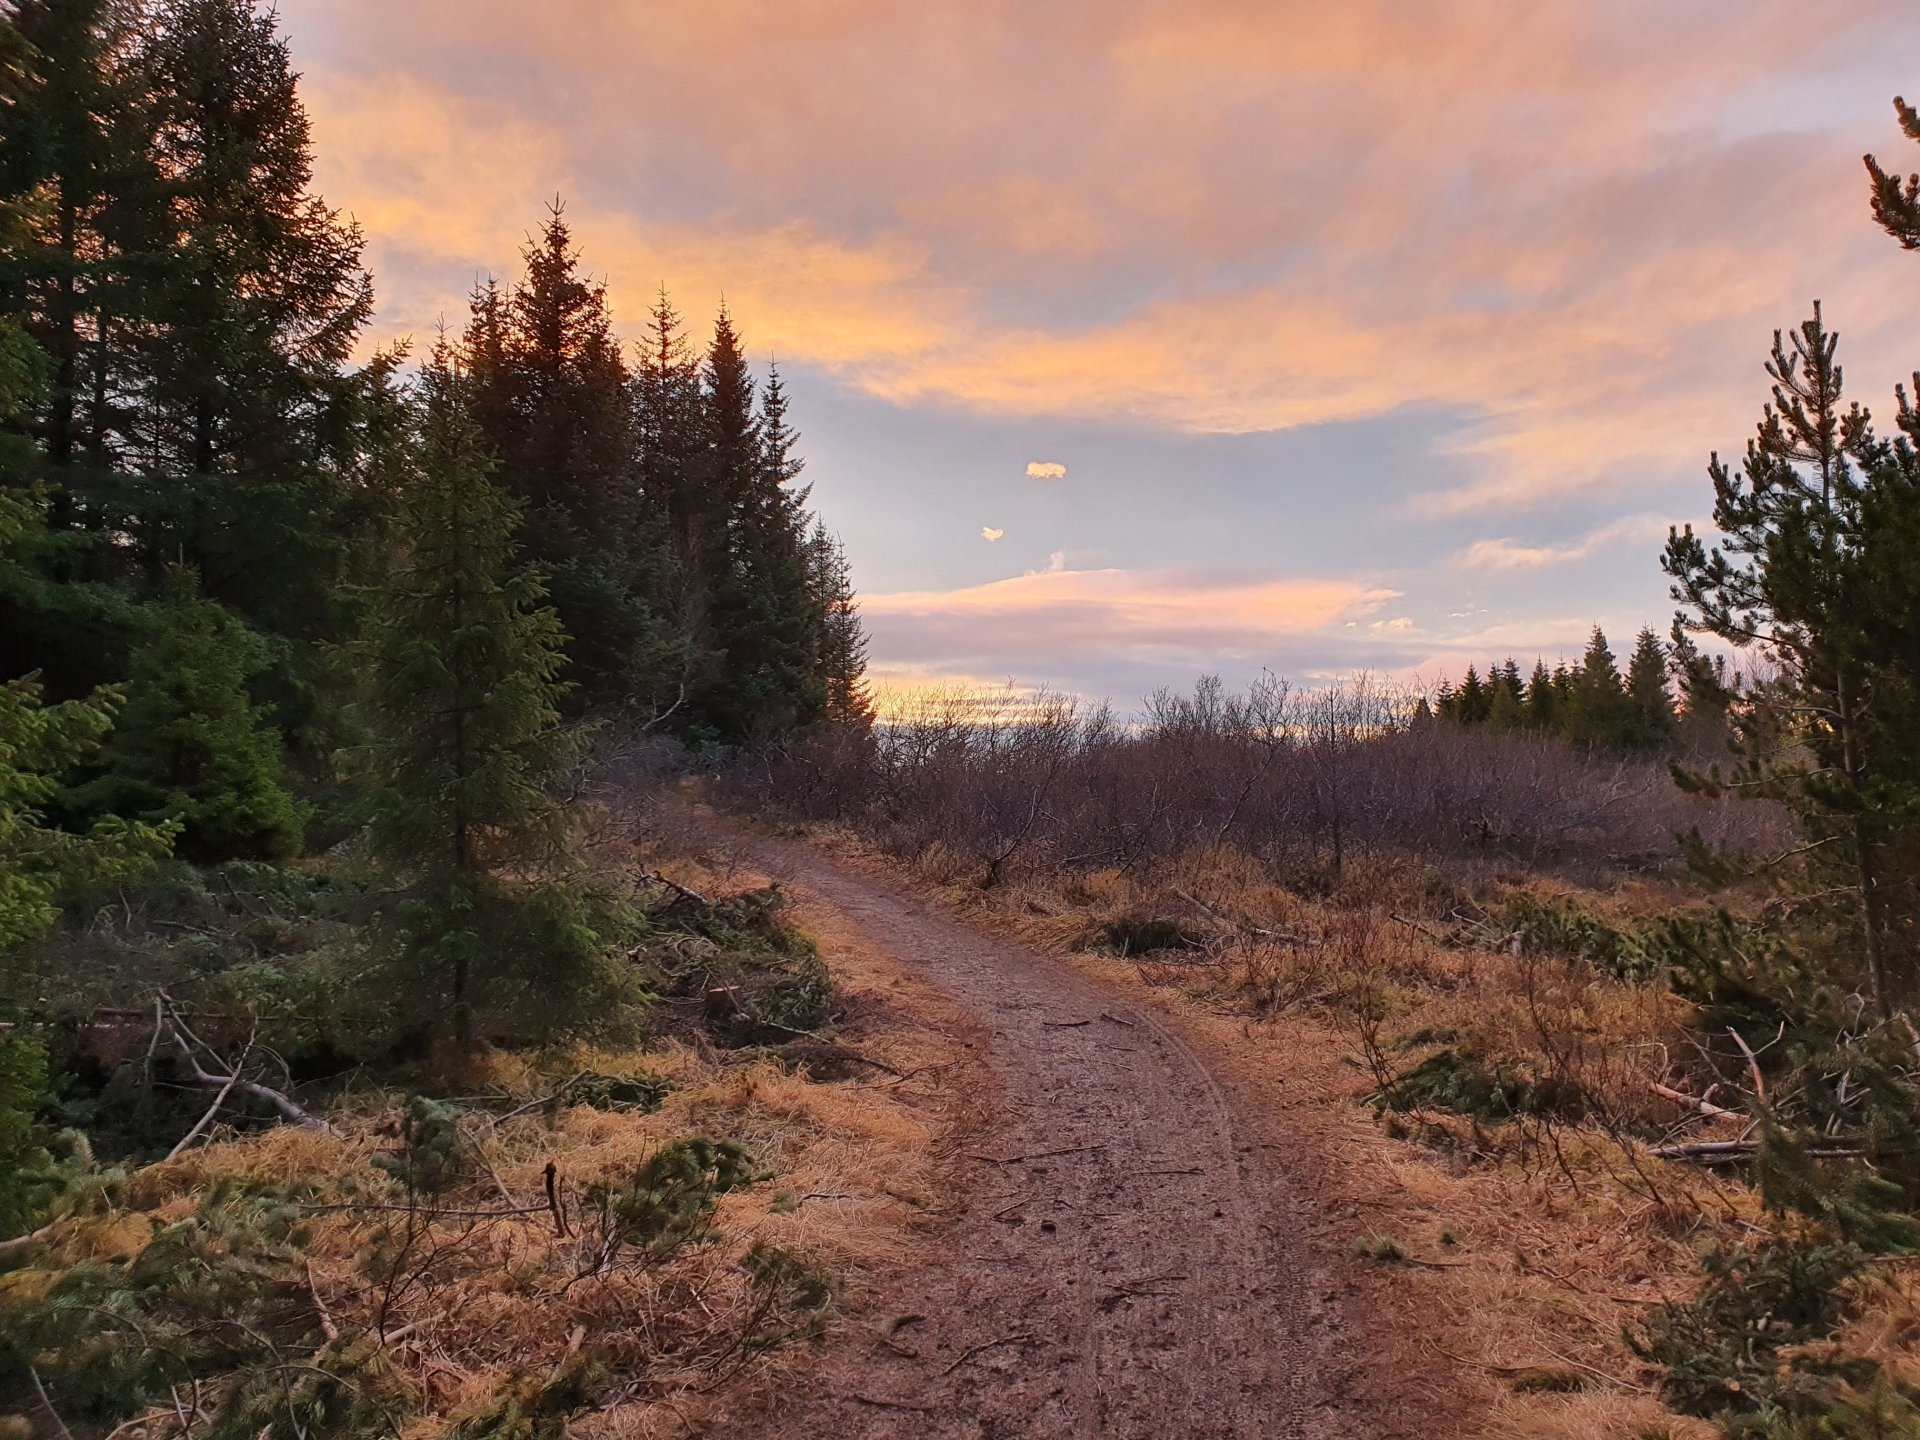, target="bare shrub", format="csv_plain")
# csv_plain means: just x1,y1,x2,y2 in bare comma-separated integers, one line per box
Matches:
735,674,1791,888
